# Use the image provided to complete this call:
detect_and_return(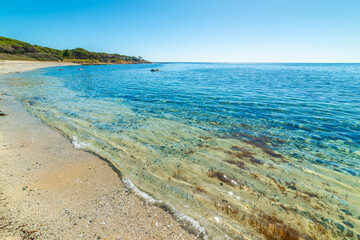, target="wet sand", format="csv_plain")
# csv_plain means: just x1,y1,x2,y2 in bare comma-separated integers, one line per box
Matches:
0,61,197,239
